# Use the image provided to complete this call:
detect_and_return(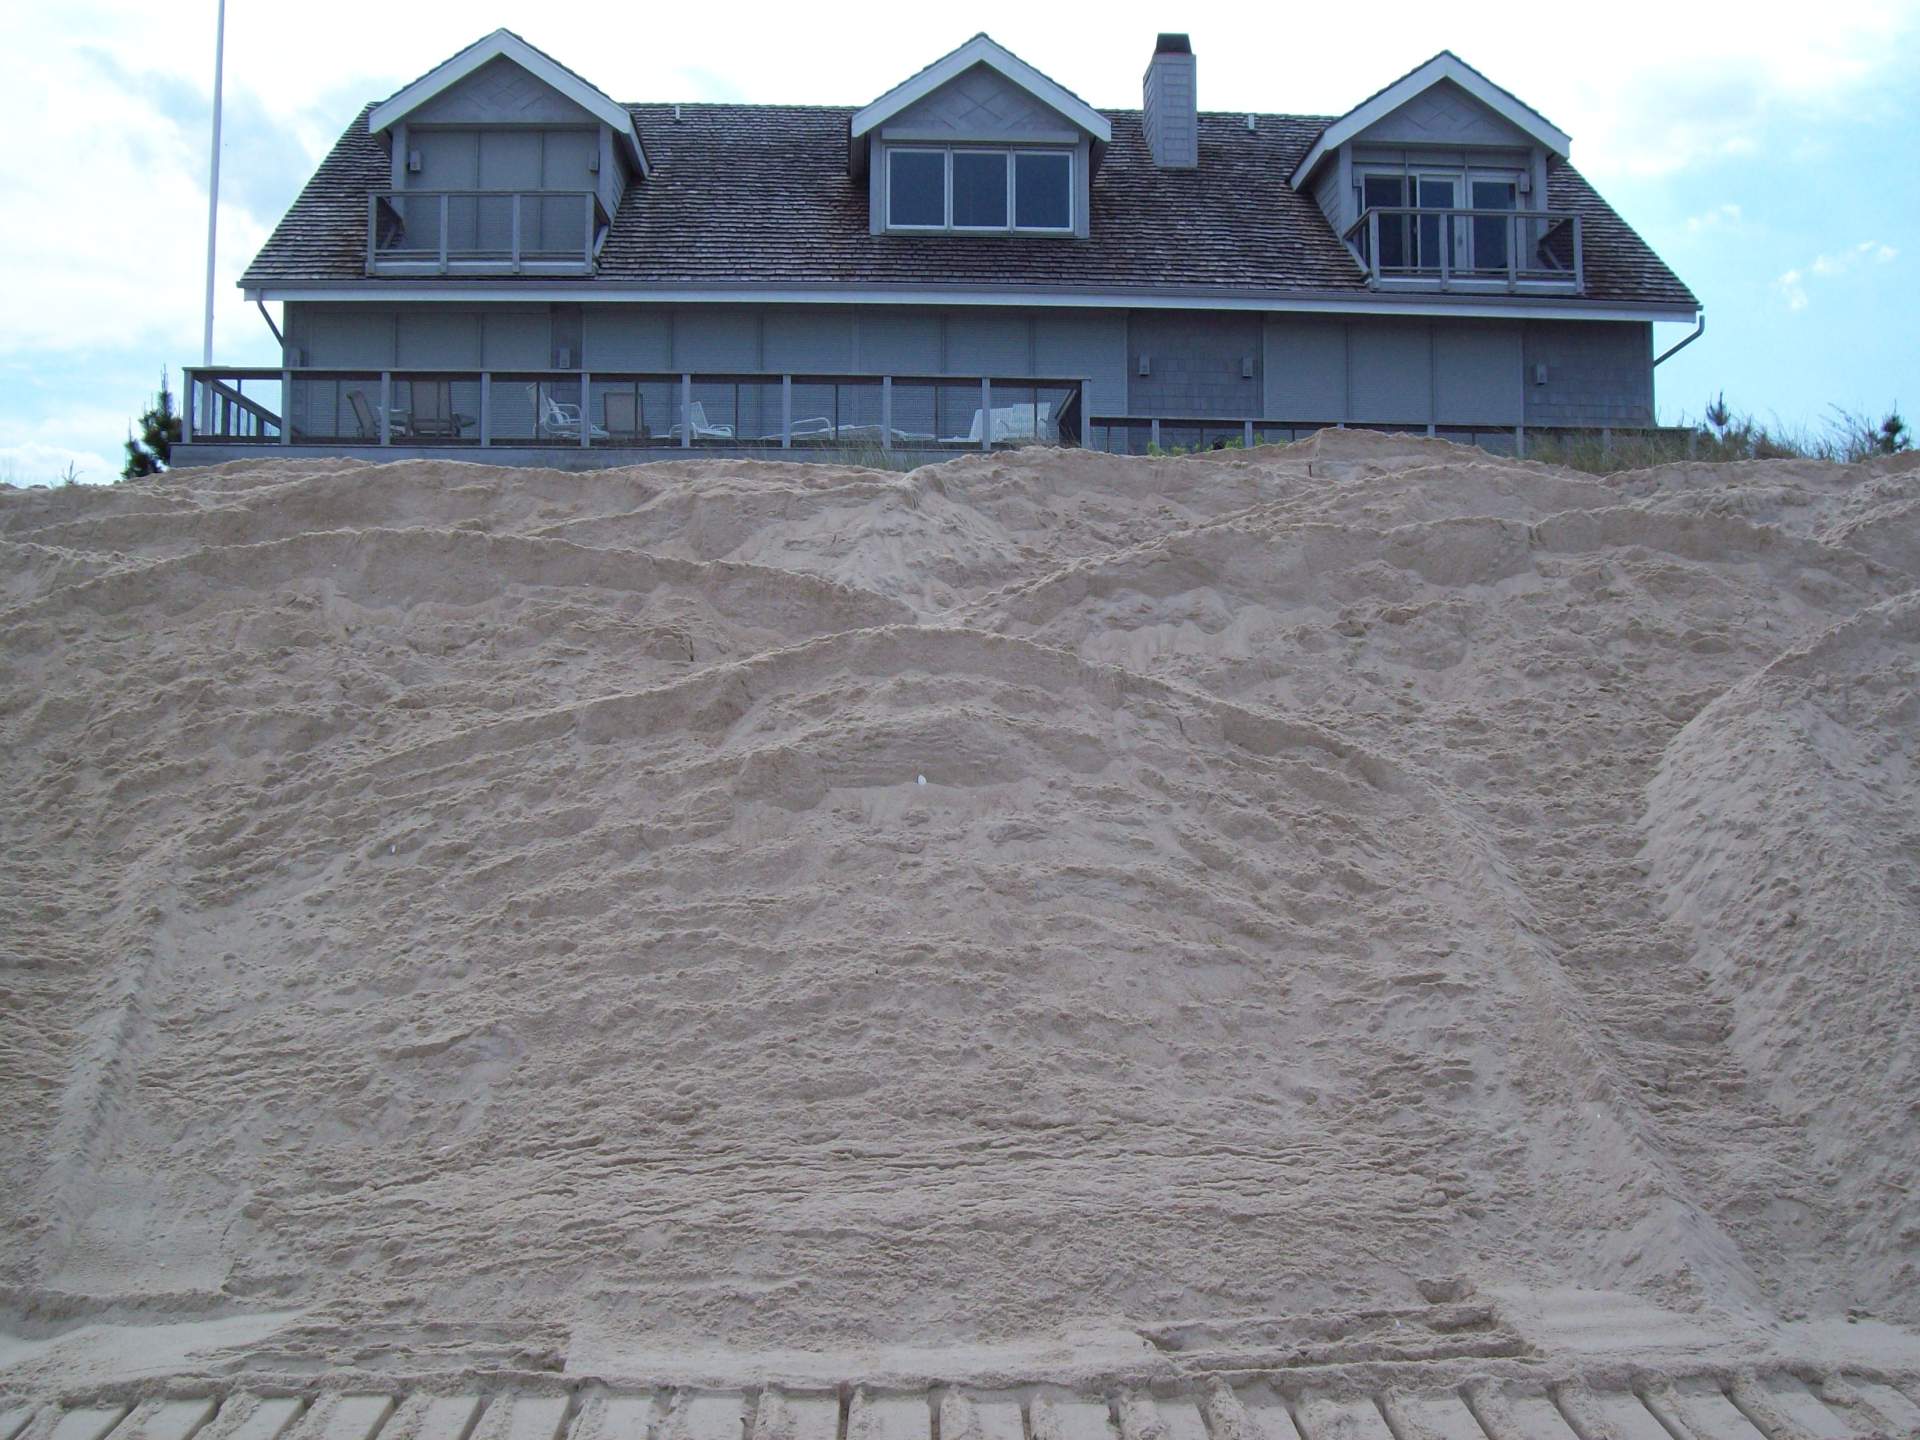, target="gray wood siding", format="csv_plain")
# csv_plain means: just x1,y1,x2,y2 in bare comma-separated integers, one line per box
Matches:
407,56,598,126
1352,79,1536,149
884,64,1073,138
278,303,1644,435
1036,313,1126,416
1263,317,1348,421
397,311,481,367
854,312,942,372
945,313,1031,375
1523,321,1654,426
583,310,670,369
1349,319,1432,424
765,310,854,371
1437,323,1522,424
672,308,761,370
1127,312,1261,417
